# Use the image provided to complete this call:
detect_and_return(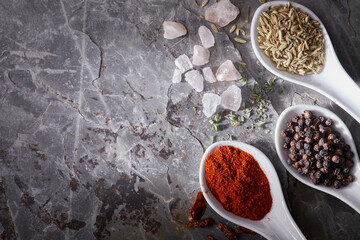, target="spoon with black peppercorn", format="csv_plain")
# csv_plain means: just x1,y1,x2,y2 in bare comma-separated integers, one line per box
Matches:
199,141,306,240
275,105,360,213
251,1,360,123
